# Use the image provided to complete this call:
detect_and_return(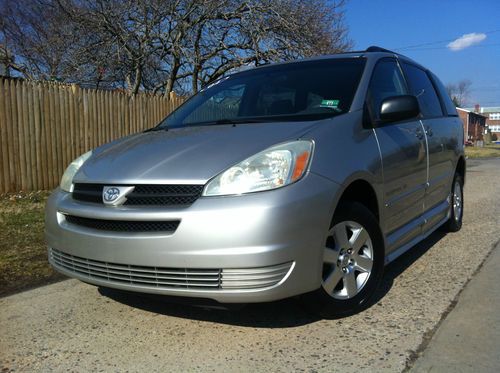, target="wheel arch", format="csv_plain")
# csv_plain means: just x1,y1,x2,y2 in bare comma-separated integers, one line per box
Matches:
336,178,380,222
